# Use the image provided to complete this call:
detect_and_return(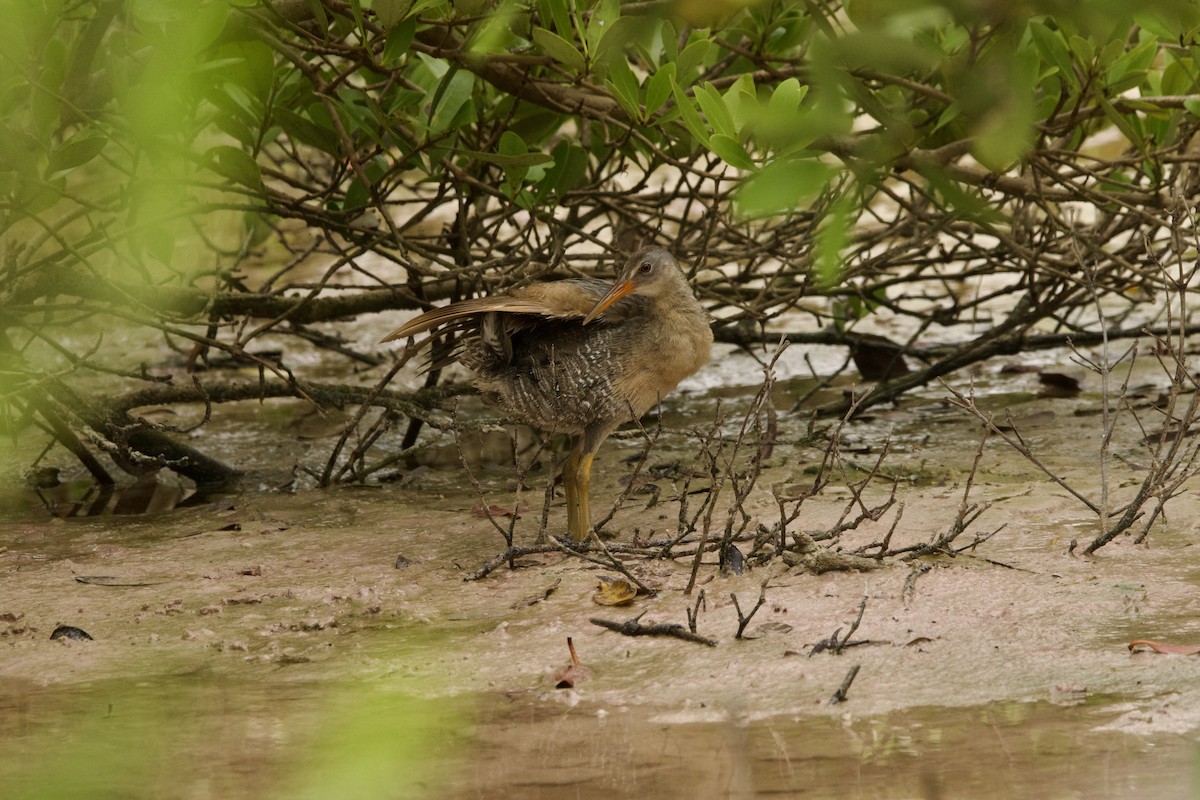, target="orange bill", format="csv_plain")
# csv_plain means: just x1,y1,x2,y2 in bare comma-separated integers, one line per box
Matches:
582,280,636,324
